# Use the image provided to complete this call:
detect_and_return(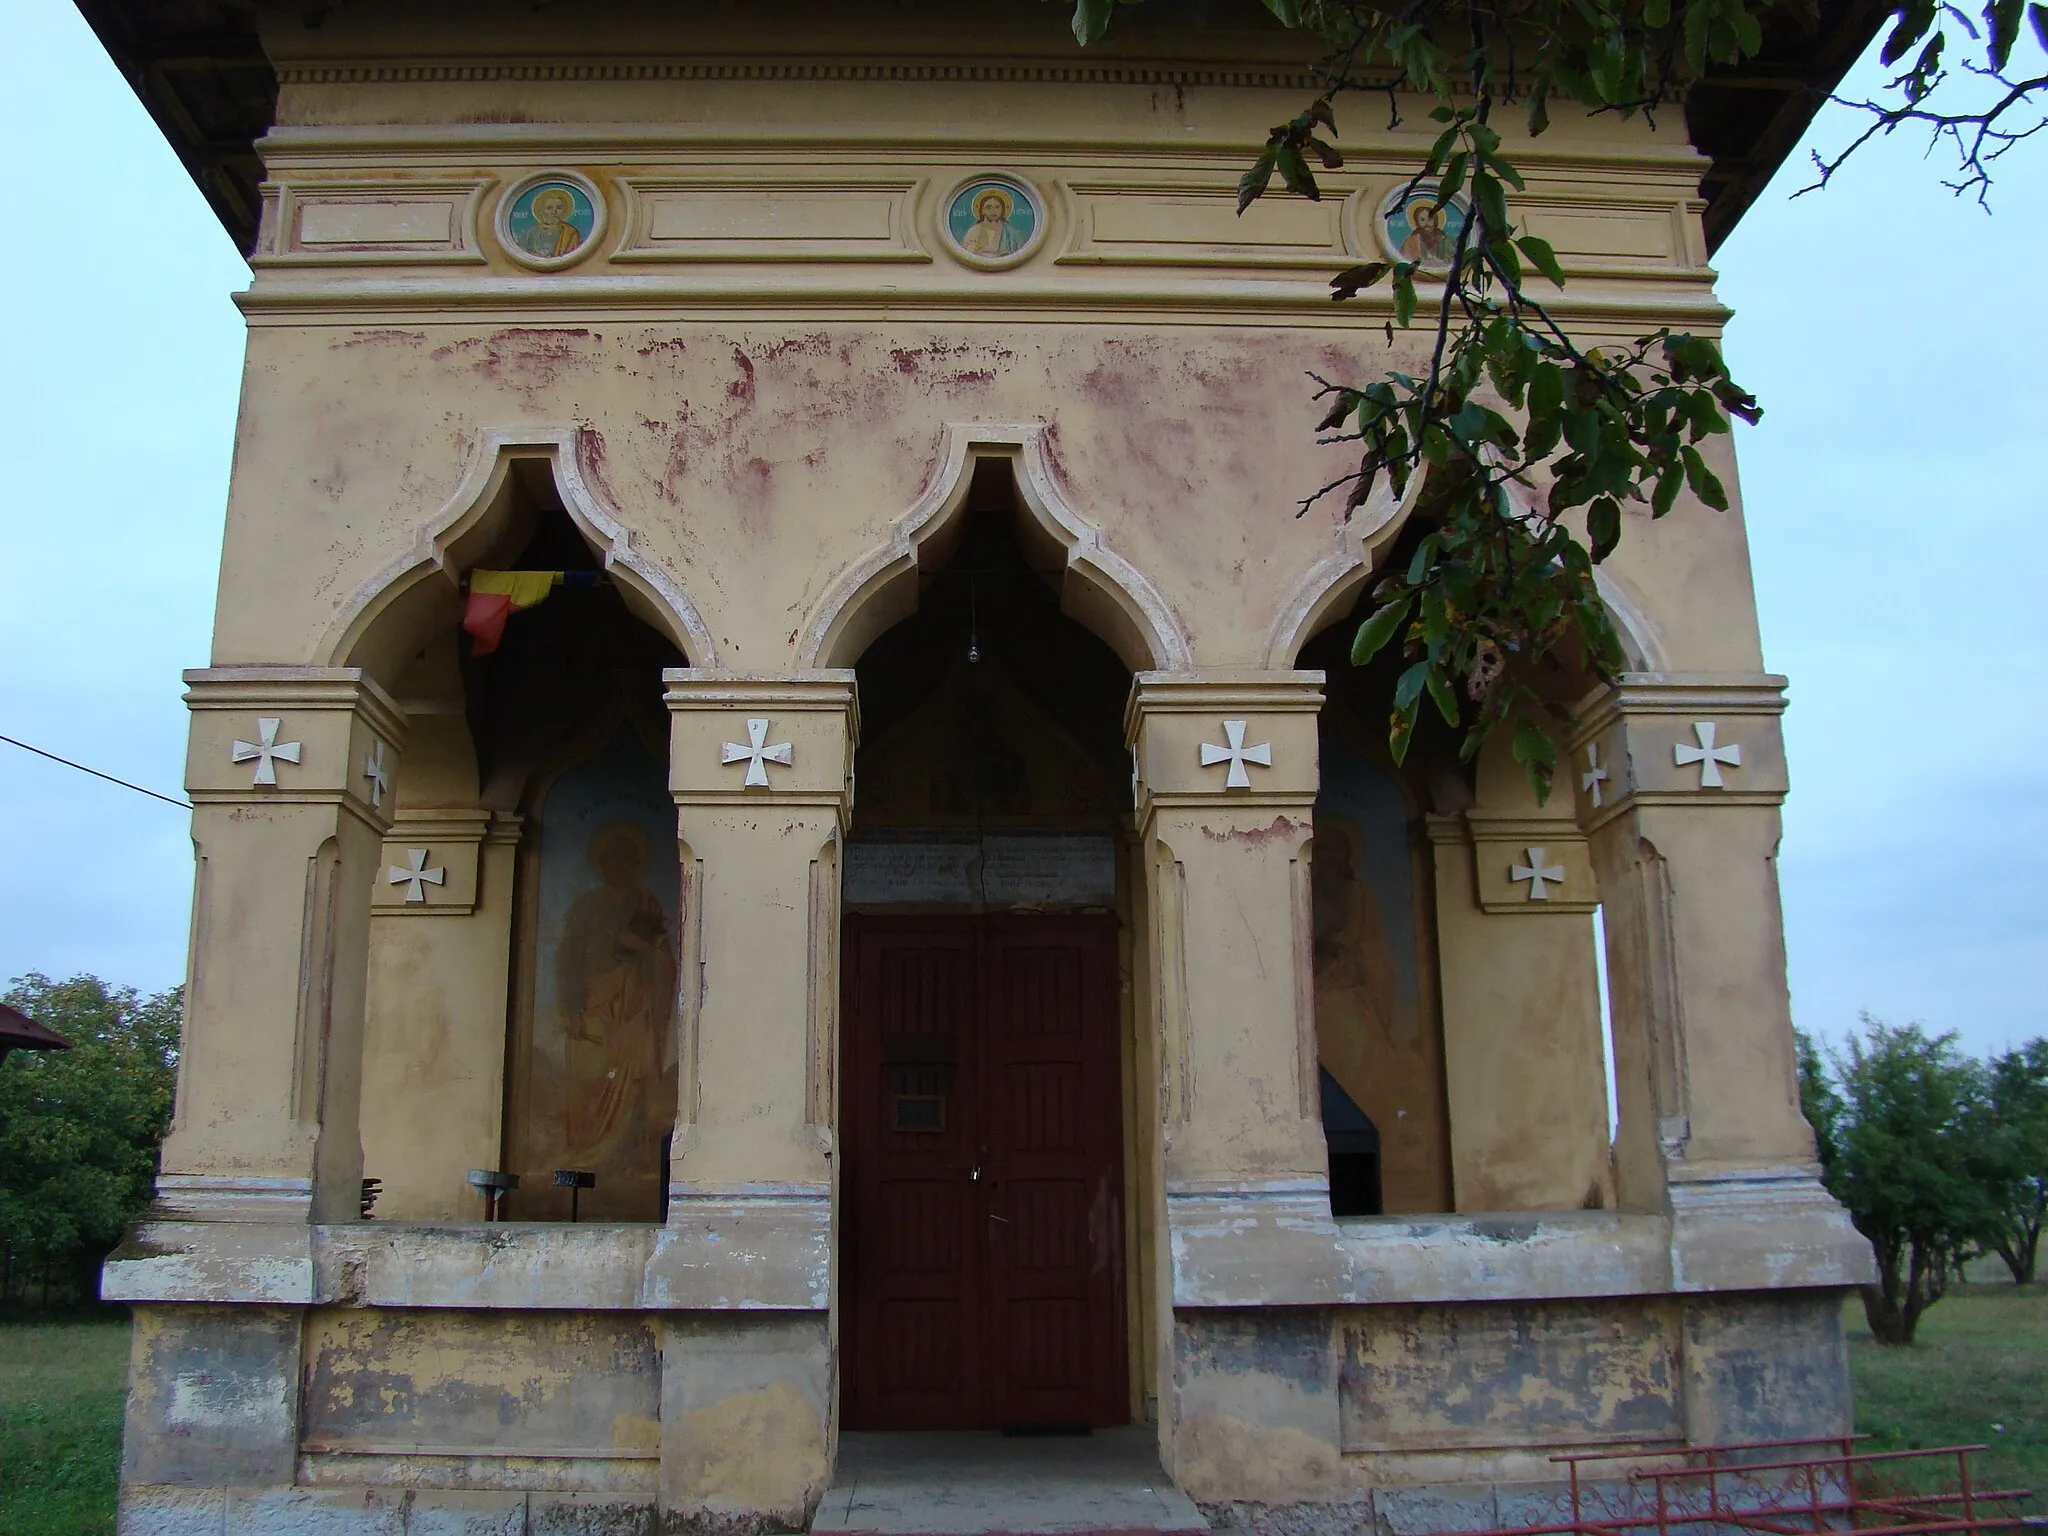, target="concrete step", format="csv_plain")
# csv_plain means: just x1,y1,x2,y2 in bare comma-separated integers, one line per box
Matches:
811,1429,1212,1536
